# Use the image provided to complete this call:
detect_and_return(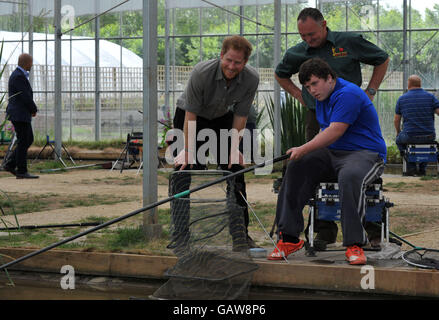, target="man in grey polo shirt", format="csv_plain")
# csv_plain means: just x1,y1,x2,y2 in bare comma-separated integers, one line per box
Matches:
168,35,260,254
